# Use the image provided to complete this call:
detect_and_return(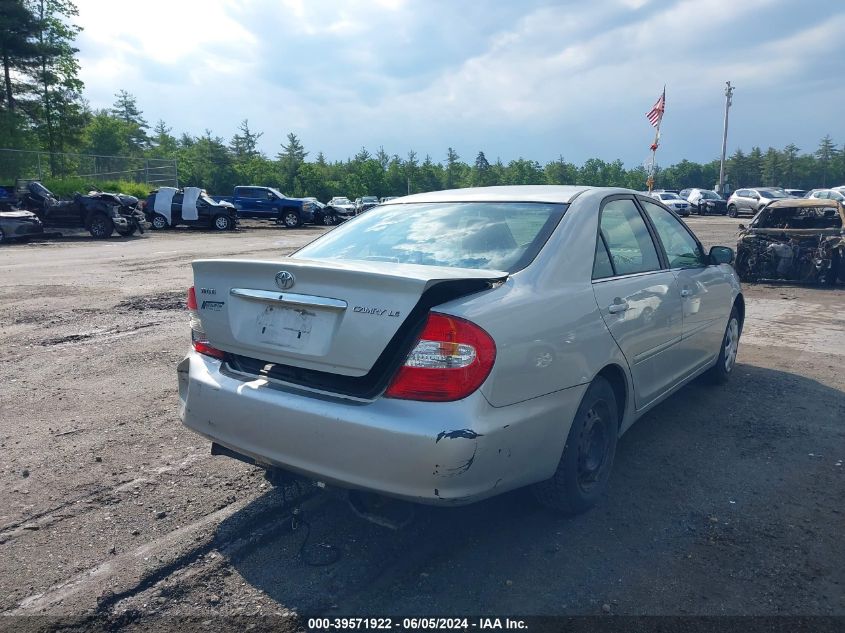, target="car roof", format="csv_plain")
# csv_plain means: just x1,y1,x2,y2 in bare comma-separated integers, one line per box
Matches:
381,185,607,205
767,198,844,210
